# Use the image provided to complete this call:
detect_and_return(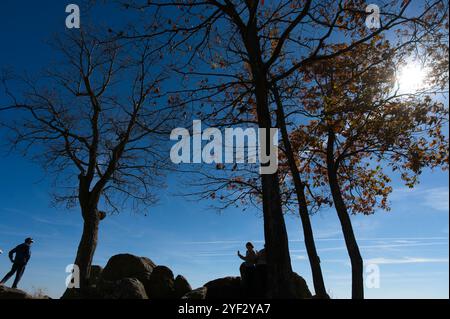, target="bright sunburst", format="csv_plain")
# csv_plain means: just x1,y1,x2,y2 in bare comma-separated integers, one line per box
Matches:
397,62,429,94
